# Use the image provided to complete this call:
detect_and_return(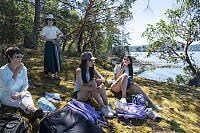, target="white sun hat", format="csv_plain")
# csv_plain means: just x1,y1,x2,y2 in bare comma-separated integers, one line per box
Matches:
45,14,55,20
